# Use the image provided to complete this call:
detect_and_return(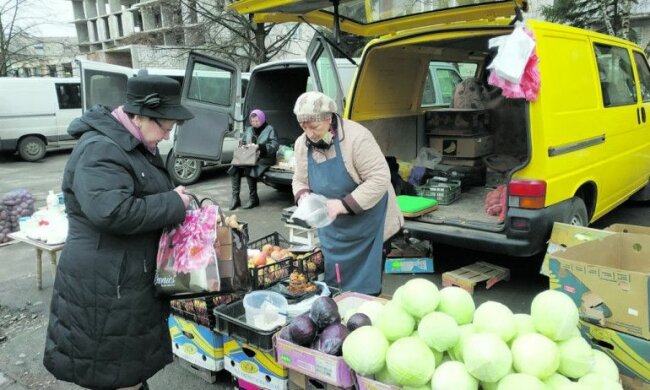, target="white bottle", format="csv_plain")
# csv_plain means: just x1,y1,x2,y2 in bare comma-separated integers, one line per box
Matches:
46,190,59,212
